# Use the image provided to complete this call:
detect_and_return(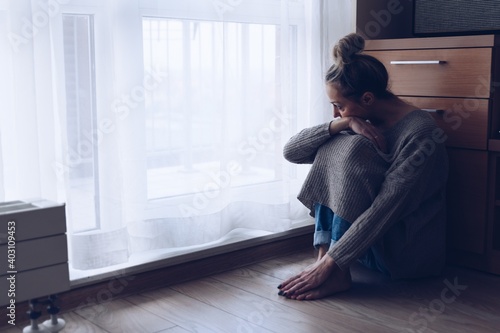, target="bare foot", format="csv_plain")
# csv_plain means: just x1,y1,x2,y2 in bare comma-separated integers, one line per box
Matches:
278,254,337,298
289,267,352,300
